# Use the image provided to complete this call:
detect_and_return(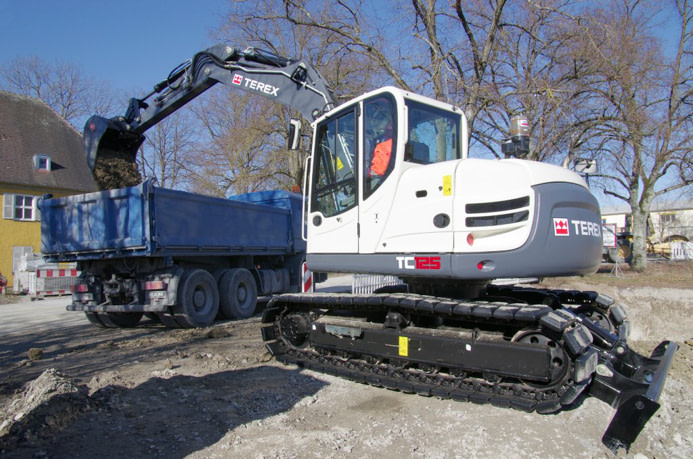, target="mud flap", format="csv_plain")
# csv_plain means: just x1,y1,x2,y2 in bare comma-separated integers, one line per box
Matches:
596,340,678,452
